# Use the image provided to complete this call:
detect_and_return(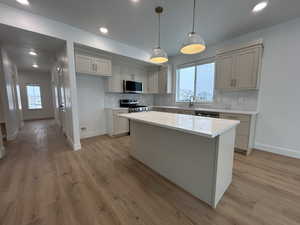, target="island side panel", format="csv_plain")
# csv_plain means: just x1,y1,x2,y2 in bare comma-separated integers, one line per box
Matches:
130,120,217,206
212,128,236,208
